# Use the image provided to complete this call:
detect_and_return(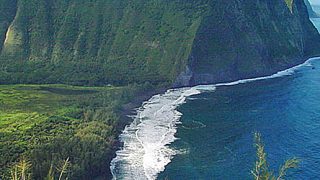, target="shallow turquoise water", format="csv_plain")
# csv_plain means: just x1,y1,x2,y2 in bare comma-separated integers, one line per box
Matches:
159,60,320,179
